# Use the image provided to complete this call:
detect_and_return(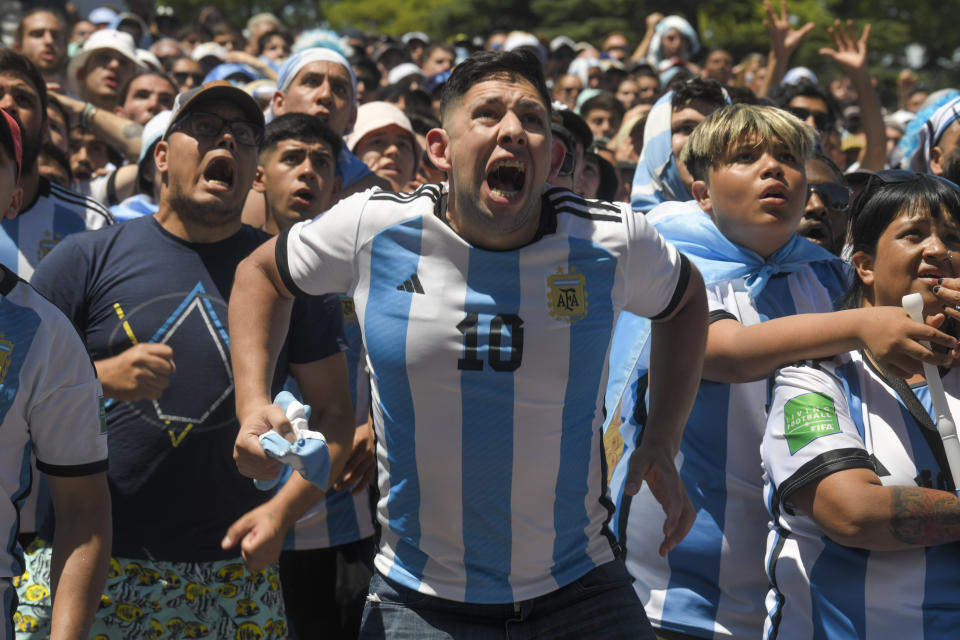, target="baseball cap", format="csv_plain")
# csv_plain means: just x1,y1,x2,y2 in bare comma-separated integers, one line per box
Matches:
0,111,22,183
163,81,265,141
